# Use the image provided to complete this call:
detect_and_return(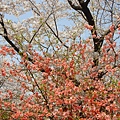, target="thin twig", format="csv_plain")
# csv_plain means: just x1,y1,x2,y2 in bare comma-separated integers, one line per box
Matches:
46,22,69,48
29,12,52,43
